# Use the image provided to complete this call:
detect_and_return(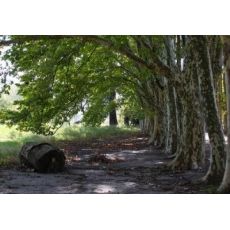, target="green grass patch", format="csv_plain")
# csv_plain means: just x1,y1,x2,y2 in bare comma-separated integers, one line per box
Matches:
0,125,140,166
55,125,139,141
0,141,21,166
